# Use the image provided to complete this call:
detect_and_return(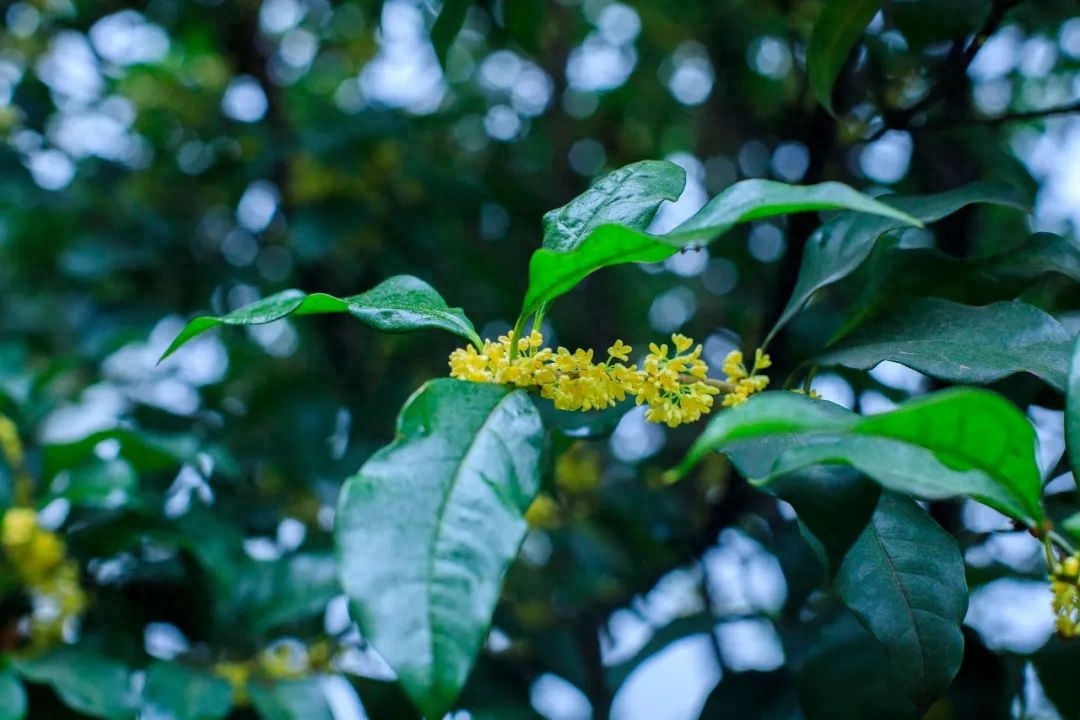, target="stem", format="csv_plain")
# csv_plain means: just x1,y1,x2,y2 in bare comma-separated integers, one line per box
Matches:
679,374,736,393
